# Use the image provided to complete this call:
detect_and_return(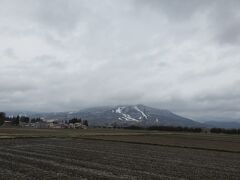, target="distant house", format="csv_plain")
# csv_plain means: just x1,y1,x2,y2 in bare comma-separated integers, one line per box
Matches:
17,117,87,129
48,122,62,129
68,122,87,129
19,121,29,128
19,120,48,128
35,121,48,128
2,120,13,127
